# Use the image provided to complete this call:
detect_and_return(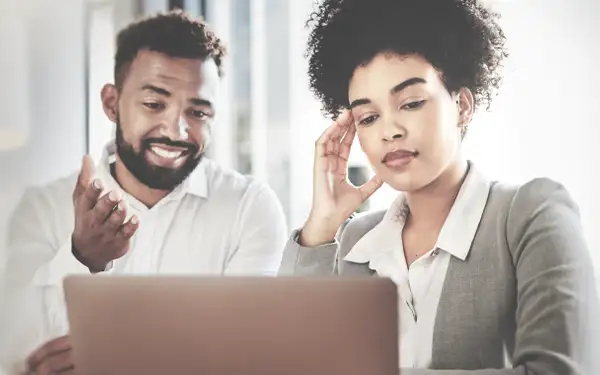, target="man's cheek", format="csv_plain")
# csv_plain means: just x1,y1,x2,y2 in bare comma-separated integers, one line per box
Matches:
200,123,212,151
